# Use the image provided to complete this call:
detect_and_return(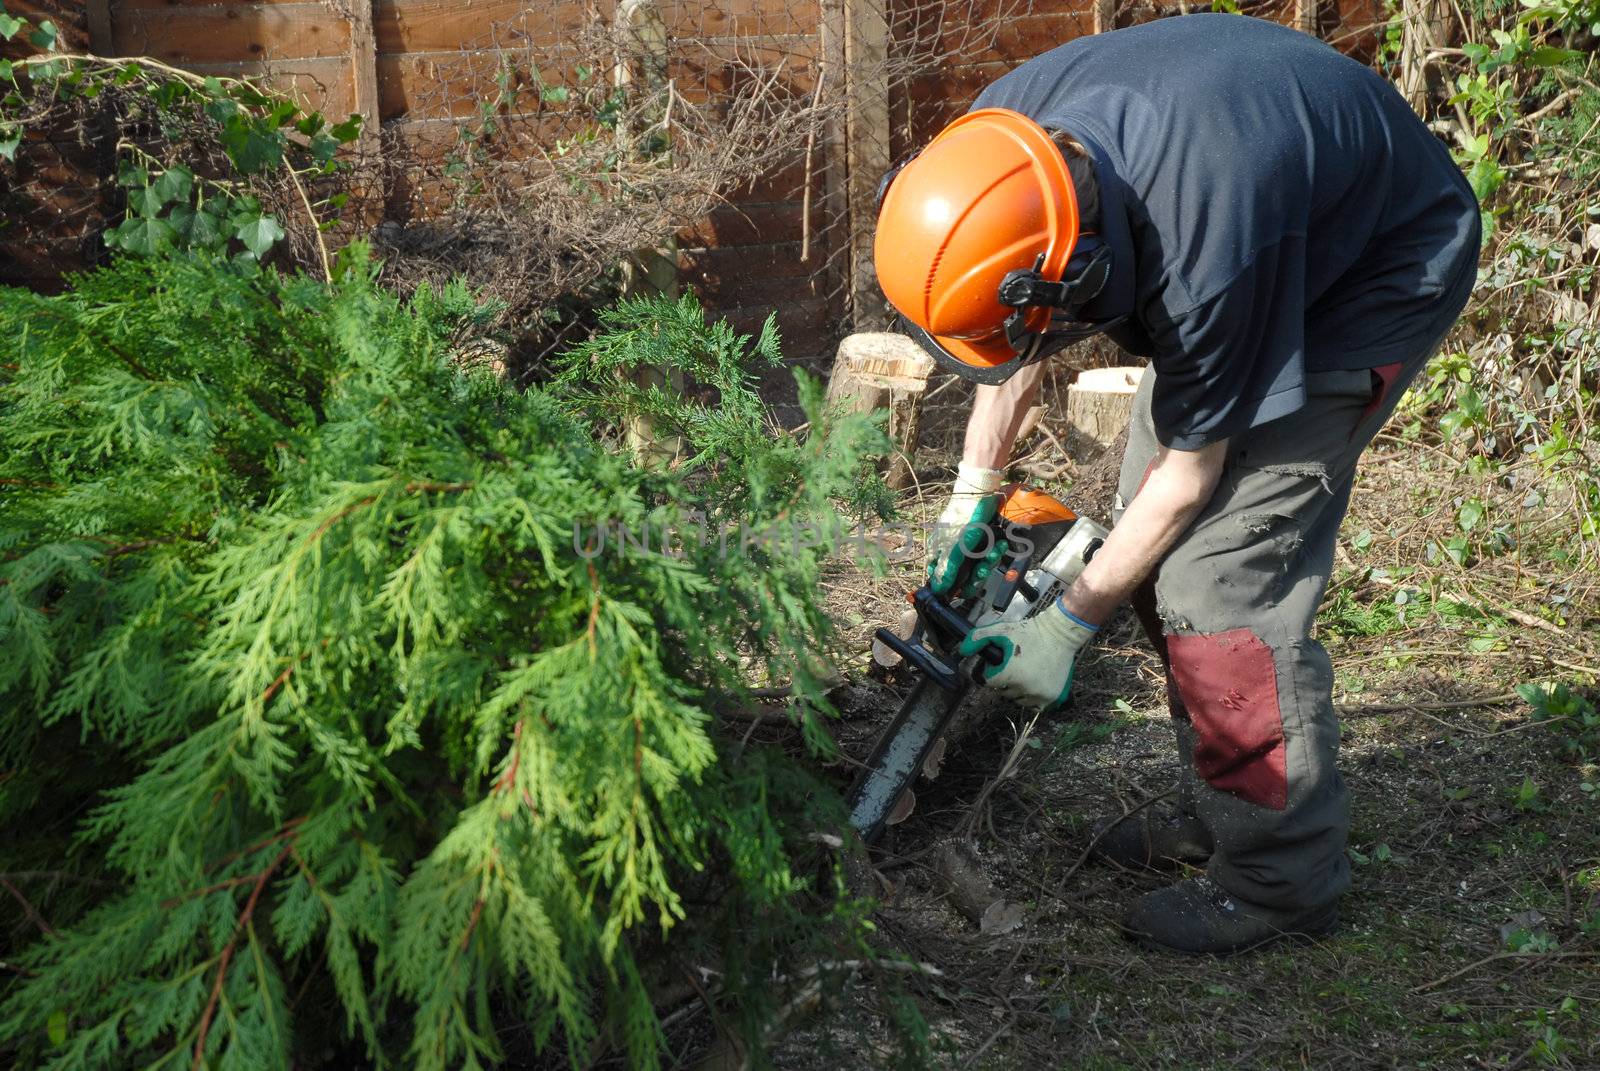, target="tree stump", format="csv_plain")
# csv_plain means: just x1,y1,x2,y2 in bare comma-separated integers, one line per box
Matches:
825,332,935,489
1065,365,1143,459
